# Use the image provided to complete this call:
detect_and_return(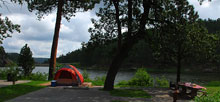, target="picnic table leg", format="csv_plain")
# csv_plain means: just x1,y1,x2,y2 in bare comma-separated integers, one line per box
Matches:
173,89,179,102
182,87,187,94
190,89,198,98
